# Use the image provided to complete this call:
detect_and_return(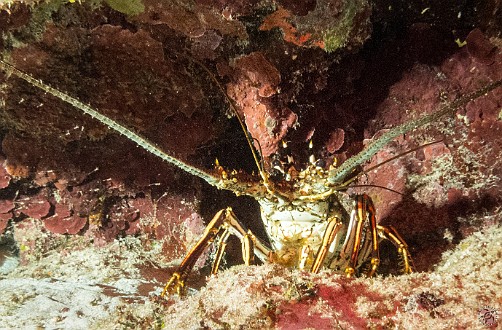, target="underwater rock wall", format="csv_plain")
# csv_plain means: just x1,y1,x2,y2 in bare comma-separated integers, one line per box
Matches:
0,0,500,328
